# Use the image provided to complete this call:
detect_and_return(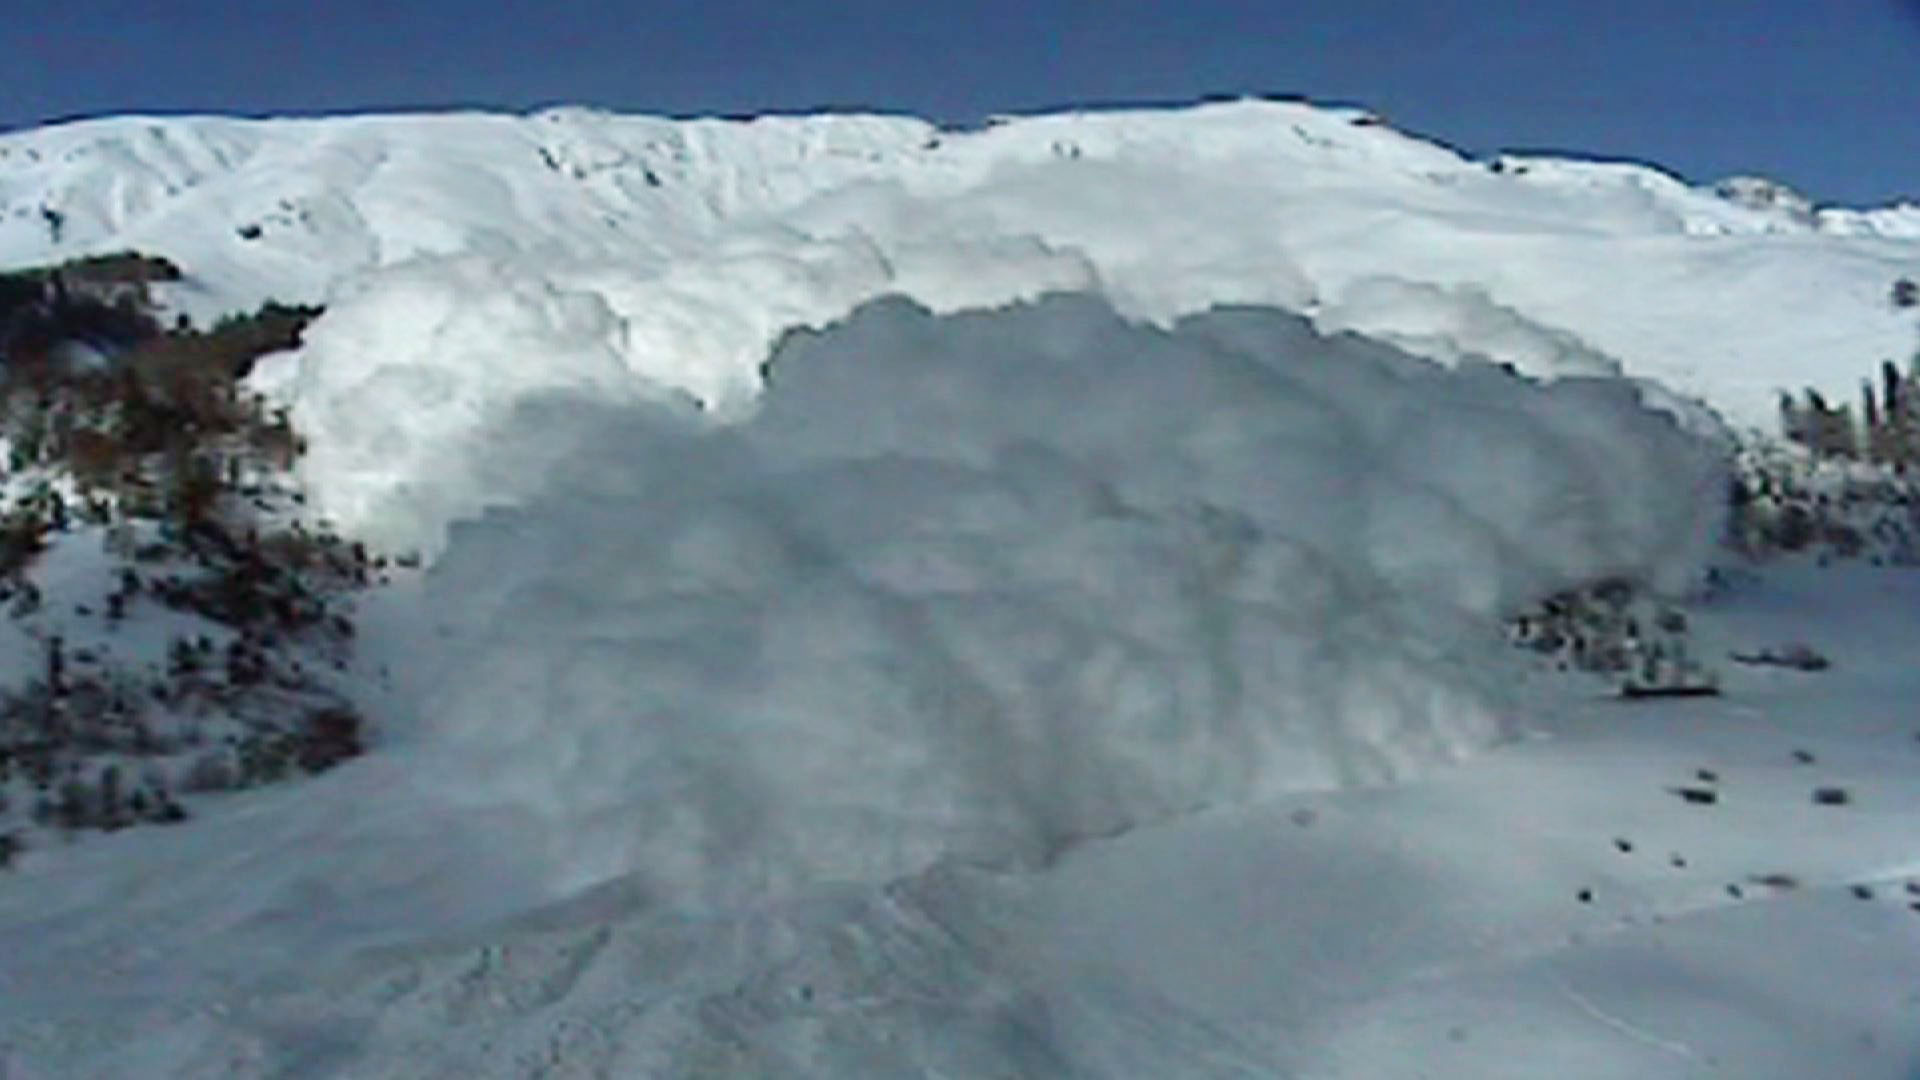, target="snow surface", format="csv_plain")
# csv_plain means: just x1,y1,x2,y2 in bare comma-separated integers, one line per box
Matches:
1,99,1917,1078
5,100,1919,551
